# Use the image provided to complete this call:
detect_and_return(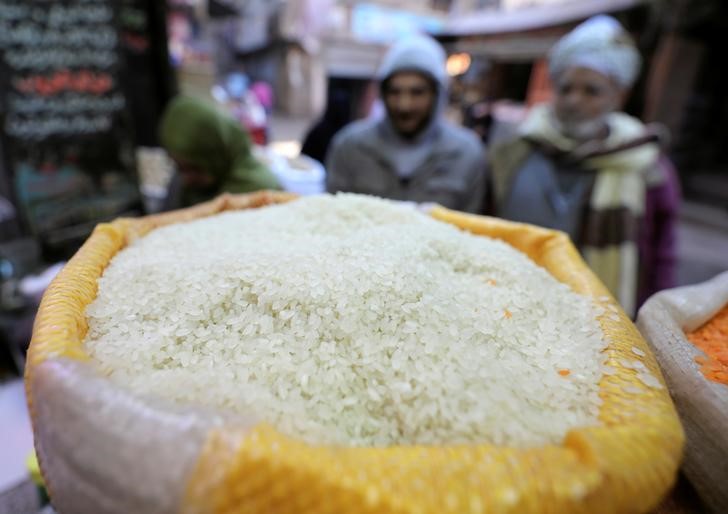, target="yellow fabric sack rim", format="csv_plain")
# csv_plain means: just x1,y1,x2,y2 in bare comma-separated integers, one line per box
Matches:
25,192,684,514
